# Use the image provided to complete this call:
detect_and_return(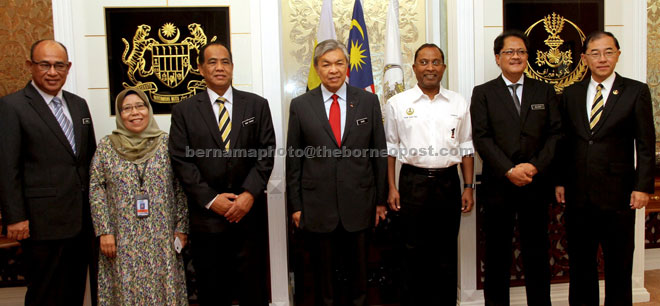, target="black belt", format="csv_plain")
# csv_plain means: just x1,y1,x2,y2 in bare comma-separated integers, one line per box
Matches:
401,164,457,176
